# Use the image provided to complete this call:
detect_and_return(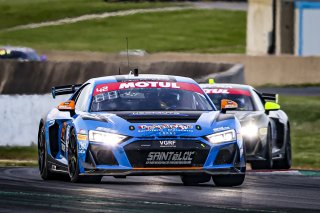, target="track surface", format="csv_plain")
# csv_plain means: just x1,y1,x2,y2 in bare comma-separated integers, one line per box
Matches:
0,168,319,212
